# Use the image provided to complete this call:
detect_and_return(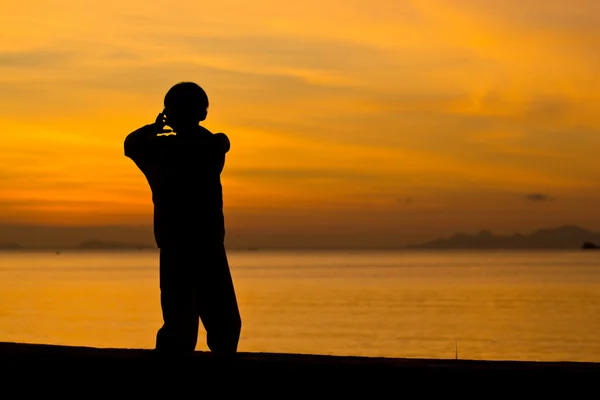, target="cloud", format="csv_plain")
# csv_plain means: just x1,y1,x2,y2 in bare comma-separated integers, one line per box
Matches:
0,50,75,69
167,34,385,71
227,167,377,182
525,193,554,202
